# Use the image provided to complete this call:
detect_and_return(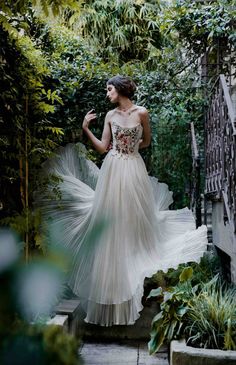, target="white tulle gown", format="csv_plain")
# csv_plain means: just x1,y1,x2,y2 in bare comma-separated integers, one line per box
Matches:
41,106,208,326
